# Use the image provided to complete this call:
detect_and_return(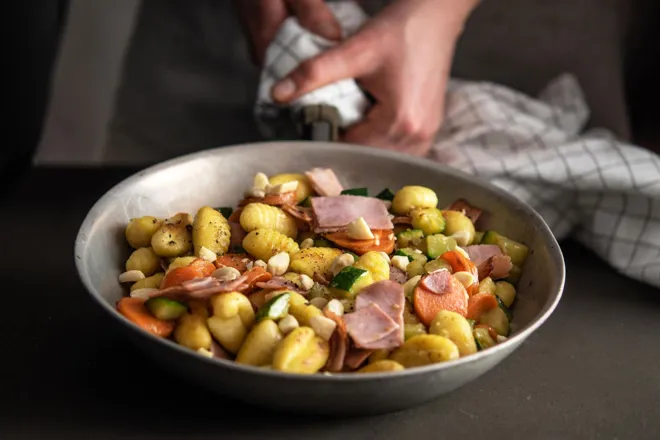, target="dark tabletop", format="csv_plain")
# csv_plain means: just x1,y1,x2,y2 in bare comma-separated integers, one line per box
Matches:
2,167,659,440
